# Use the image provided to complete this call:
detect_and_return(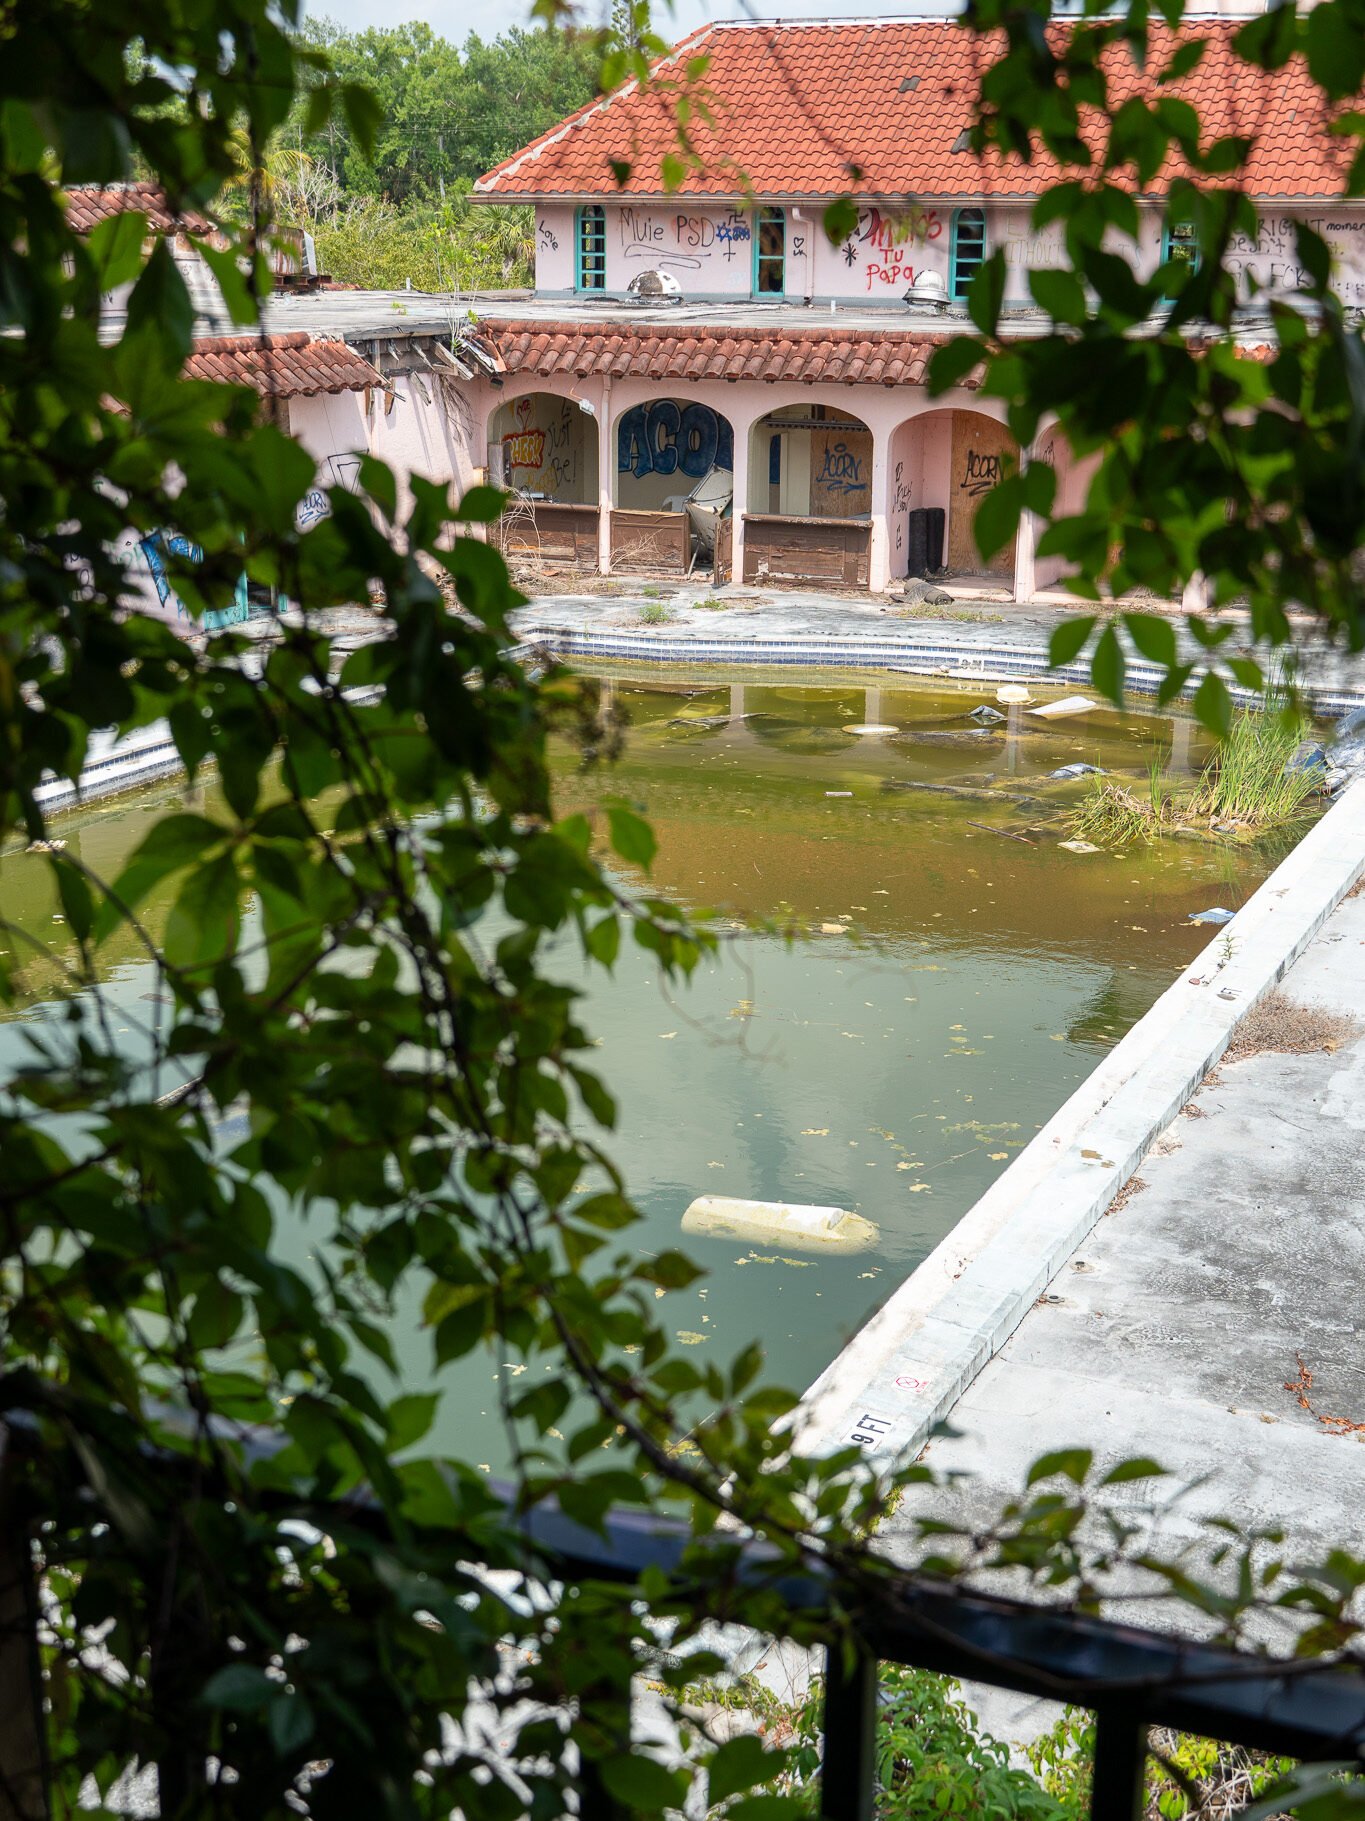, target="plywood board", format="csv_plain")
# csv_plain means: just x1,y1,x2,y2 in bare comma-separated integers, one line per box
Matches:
948,415,1018,576
810,427,872,518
